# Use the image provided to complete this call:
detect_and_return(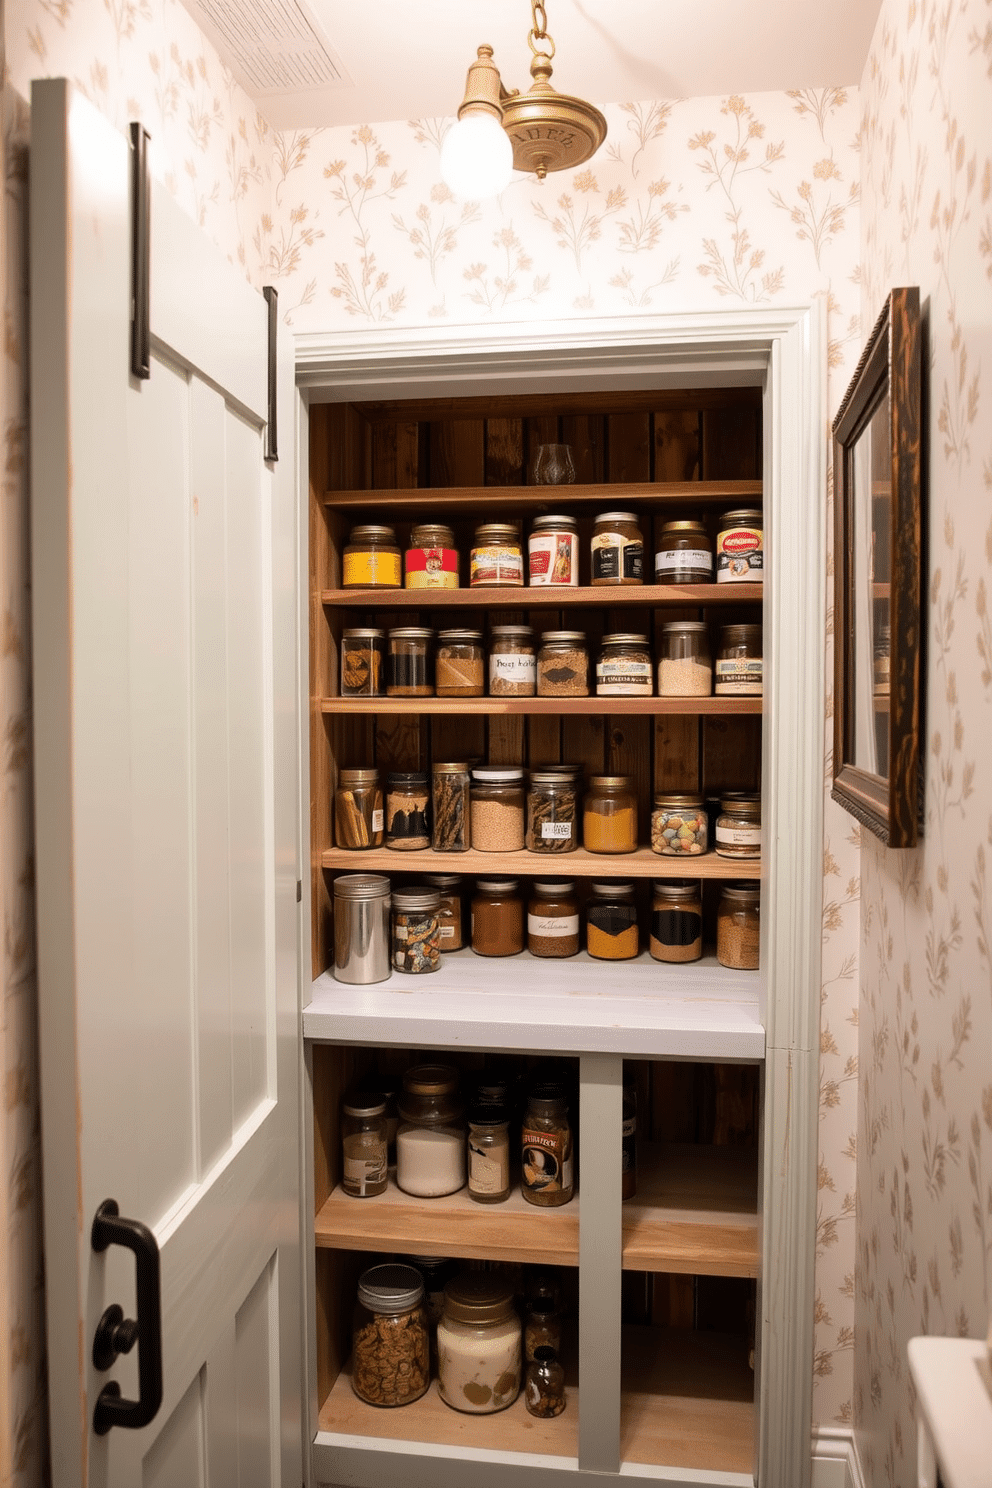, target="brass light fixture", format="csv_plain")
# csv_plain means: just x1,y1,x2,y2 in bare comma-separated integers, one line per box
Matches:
440,1,607,198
